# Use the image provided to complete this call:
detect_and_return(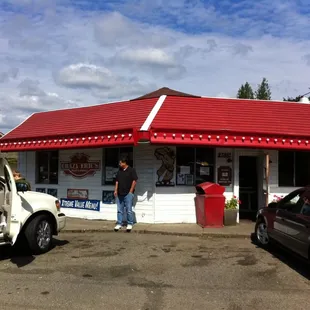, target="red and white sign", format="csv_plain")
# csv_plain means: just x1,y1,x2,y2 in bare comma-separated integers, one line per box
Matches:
61,153,101,179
